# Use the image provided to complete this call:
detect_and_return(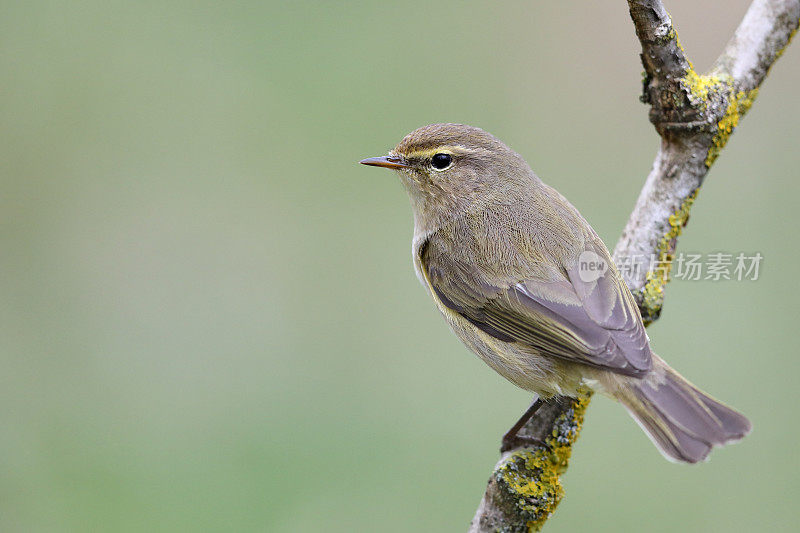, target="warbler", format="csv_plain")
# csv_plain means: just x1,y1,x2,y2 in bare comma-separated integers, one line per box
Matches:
360,123,750,463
